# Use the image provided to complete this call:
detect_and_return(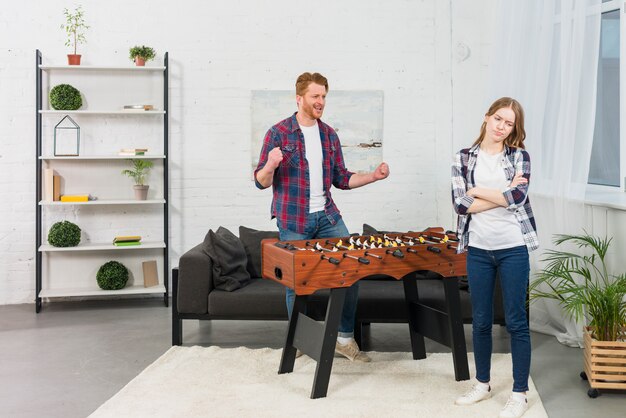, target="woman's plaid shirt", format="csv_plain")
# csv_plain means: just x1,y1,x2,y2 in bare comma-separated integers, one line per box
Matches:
451,144,539,253
255,113,353,234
